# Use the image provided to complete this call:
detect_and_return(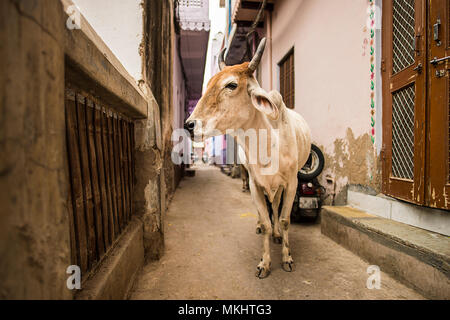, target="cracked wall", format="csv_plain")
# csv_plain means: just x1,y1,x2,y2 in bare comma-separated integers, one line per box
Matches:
319,128,382,206
0,0,176,299
134,88,165,261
